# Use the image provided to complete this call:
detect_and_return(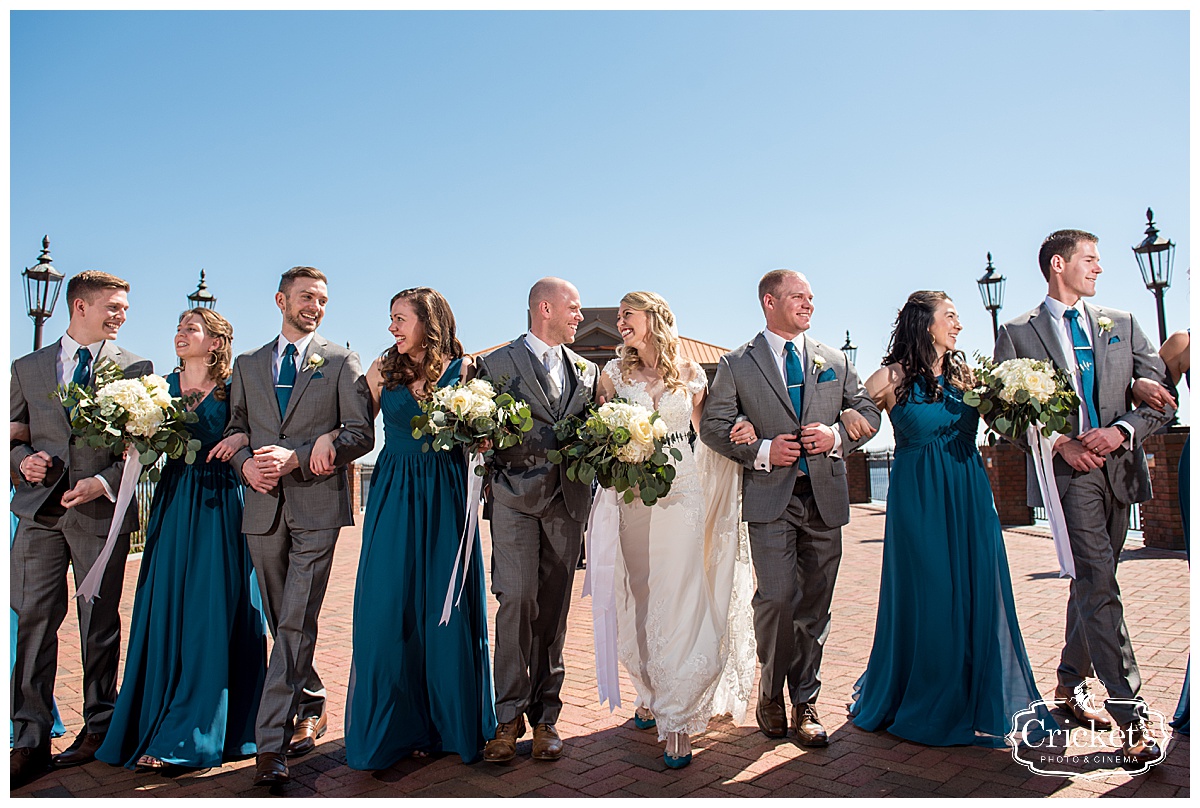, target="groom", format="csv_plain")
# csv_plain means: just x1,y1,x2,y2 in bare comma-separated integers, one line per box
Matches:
993,229,1171,763
10,271,152,788
701,269,879,747
476,277,595,764
224,266,374,787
